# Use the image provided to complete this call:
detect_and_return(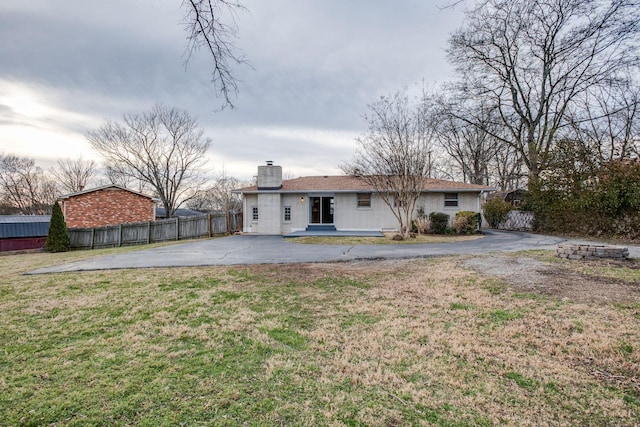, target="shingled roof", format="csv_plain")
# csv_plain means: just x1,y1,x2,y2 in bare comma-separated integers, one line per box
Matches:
234,175,494,193
58,184,156,201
